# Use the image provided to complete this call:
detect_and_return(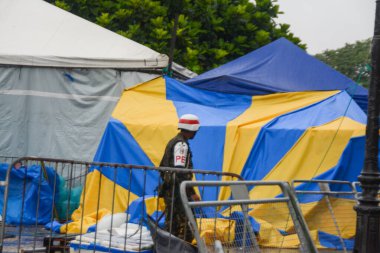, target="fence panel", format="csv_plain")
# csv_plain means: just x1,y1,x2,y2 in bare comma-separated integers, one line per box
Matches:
0,157,242,253
0,156,19,168
291,180,357,253
180,180,317,253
